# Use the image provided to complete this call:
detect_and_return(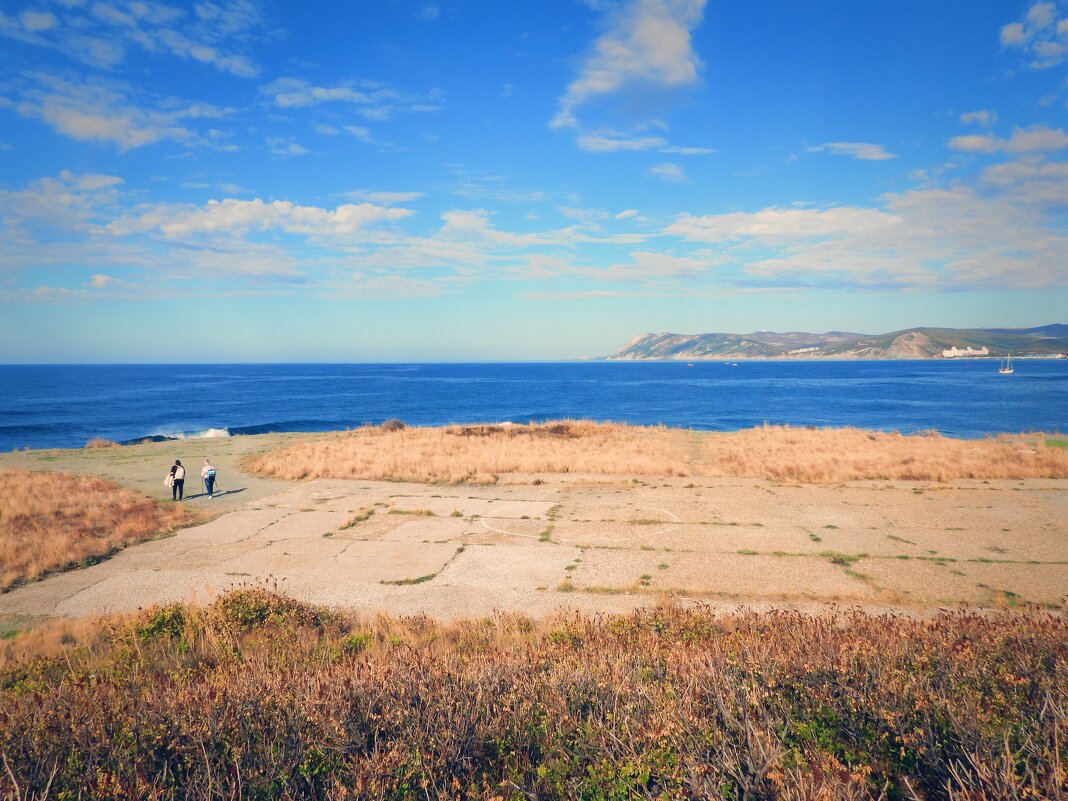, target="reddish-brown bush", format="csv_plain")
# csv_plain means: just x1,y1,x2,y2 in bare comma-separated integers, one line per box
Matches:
1,590,1063,800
